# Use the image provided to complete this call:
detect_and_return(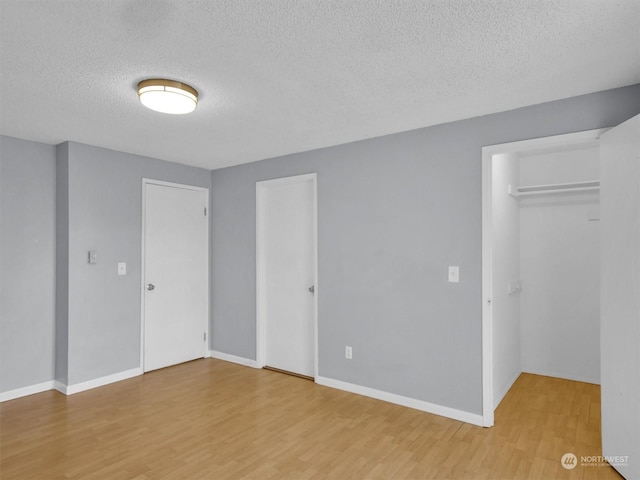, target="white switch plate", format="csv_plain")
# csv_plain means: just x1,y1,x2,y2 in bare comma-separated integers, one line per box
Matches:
117,262,127,276
88,251,97,264
448,266,459,283
345,345,352,359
